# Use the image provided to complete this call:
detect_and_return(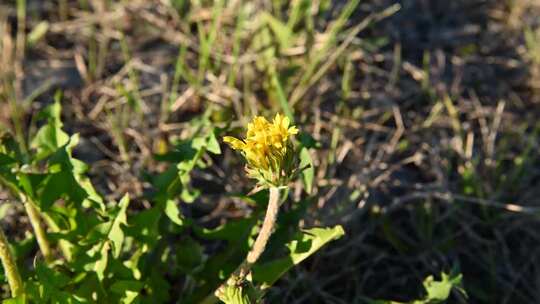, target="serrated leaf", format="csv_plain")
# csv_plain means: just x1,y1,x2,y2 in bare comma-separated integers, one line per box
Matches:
424,276,451,301
252,225,345,287
94,242,109,281
36,136,96,210
78,177,105,211
39,171,69,209
38,171,88,210
31,99,70,159
423,271,464,302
